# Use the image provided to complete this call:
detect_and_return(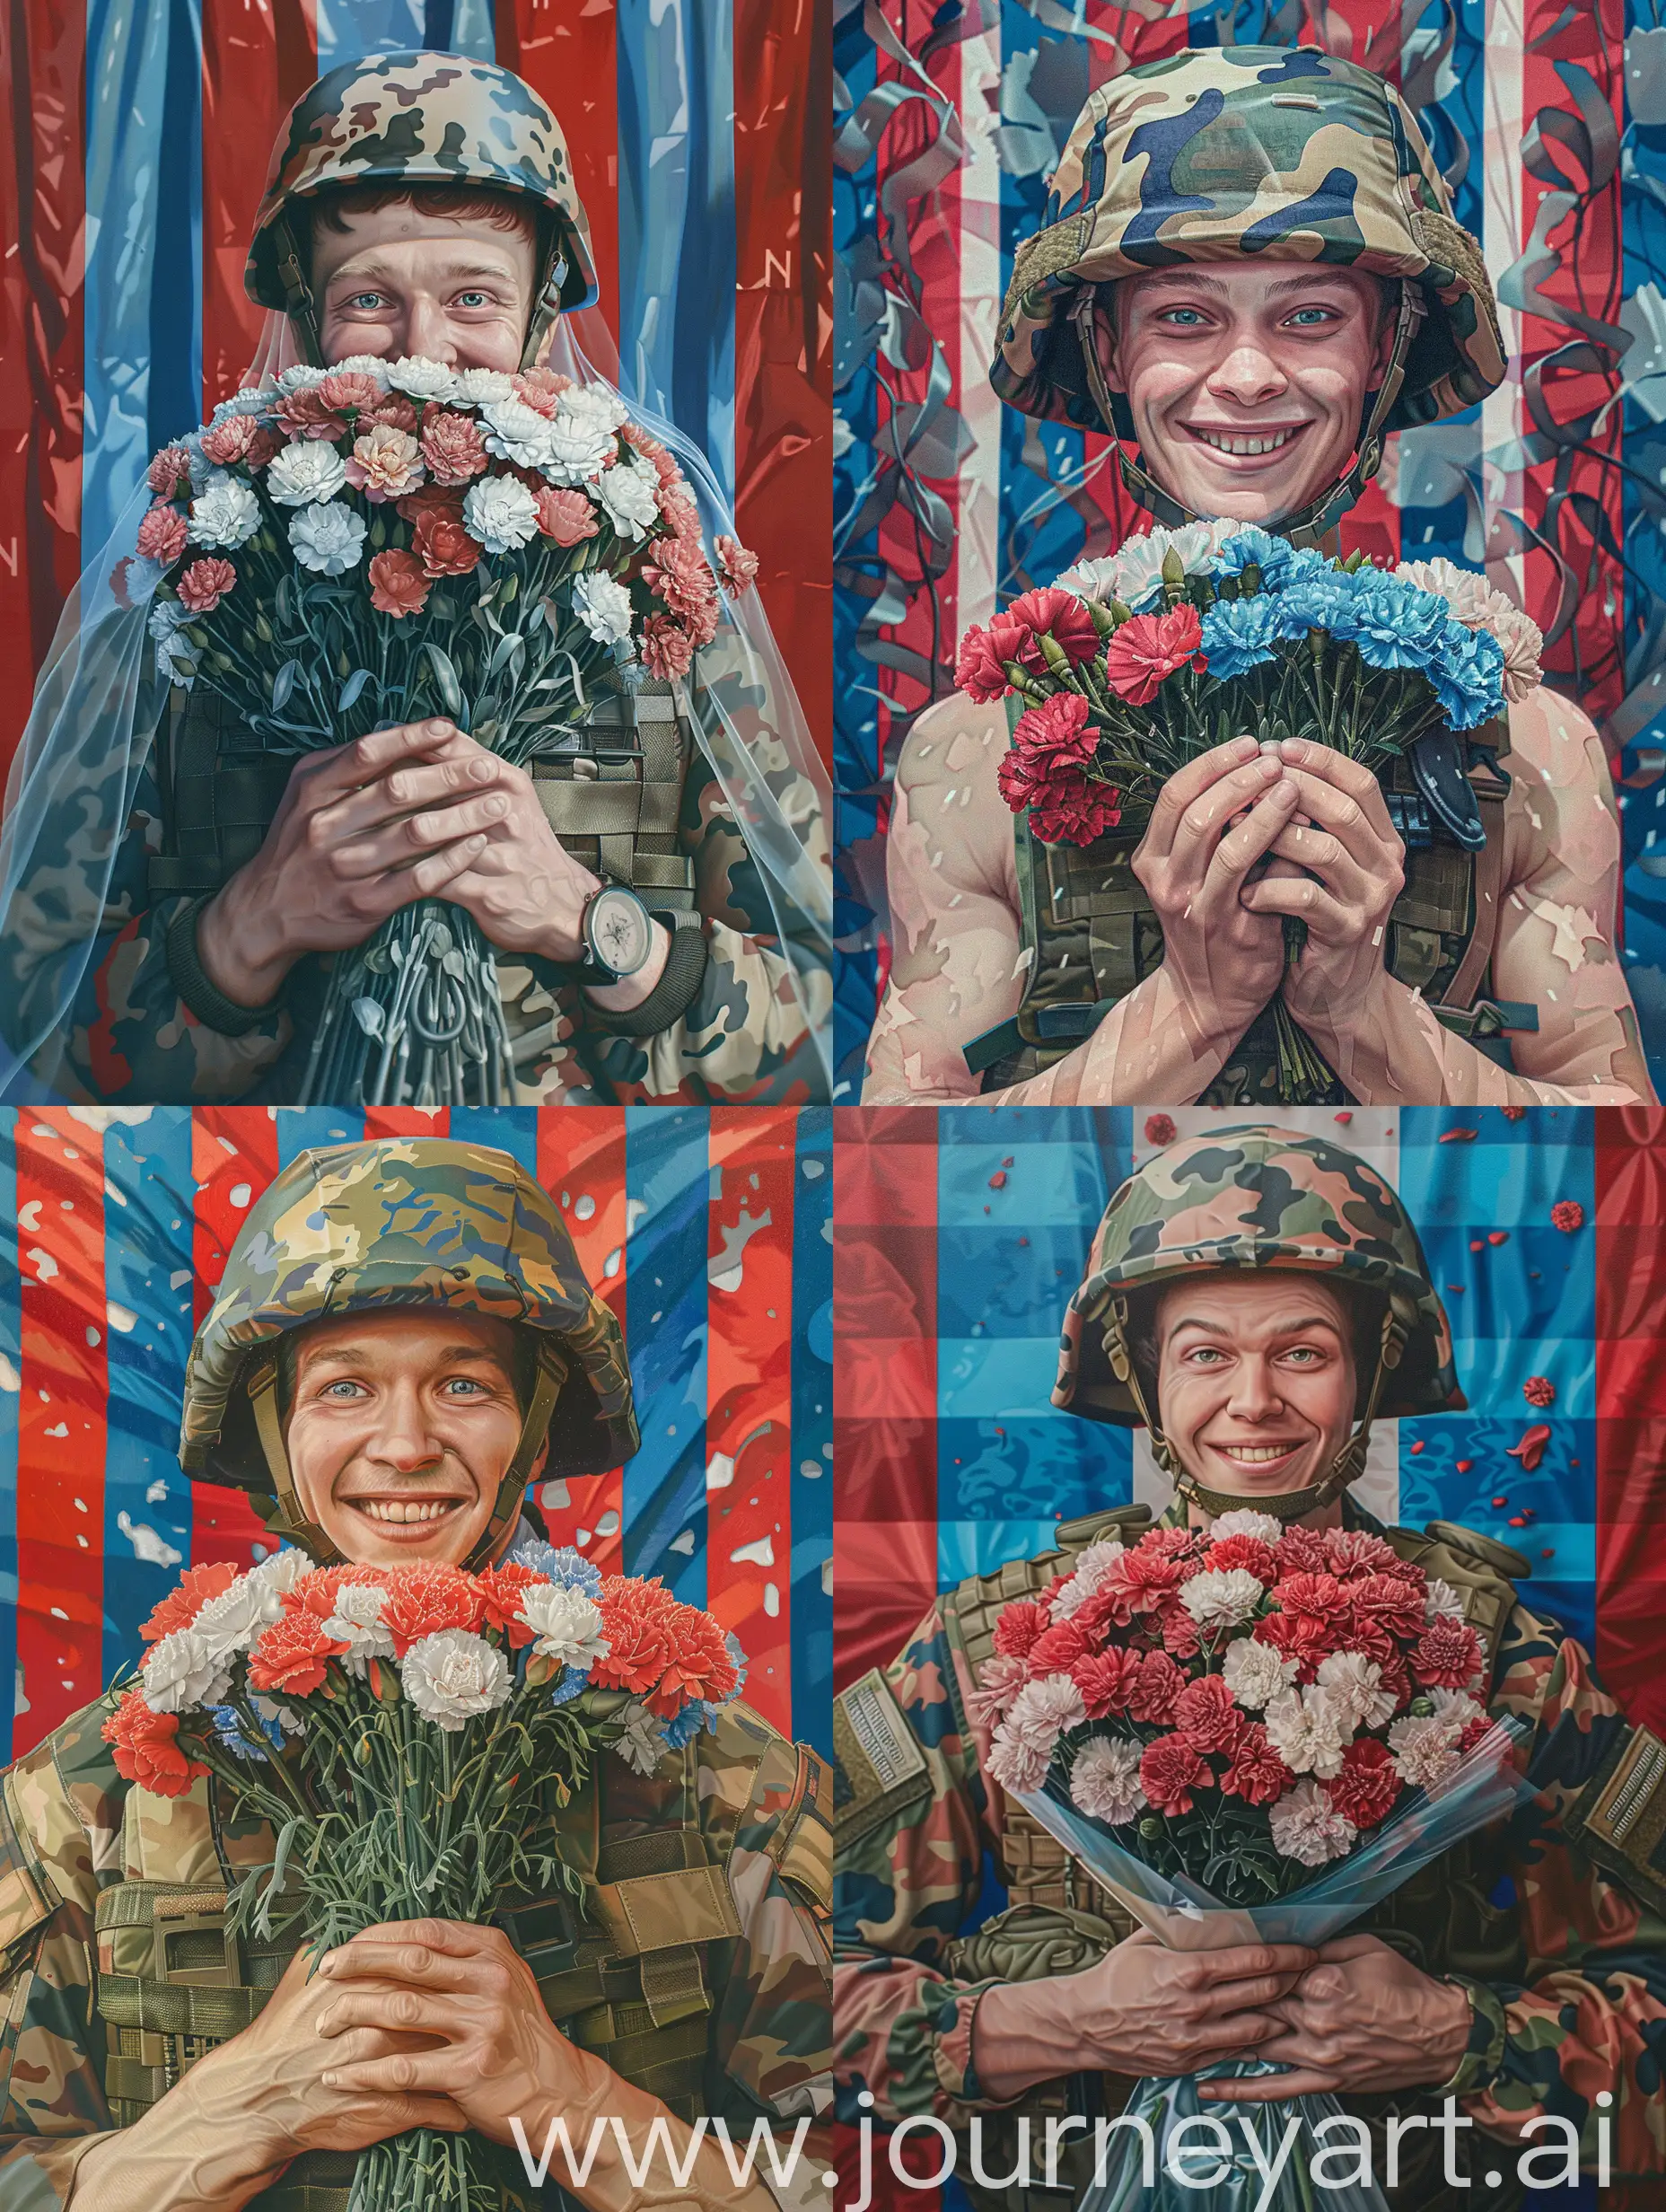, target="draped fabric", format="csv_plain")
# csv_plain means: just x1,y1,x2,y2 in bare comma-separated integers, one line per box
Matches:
832,0,1656,1096
0,1104,832,1759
